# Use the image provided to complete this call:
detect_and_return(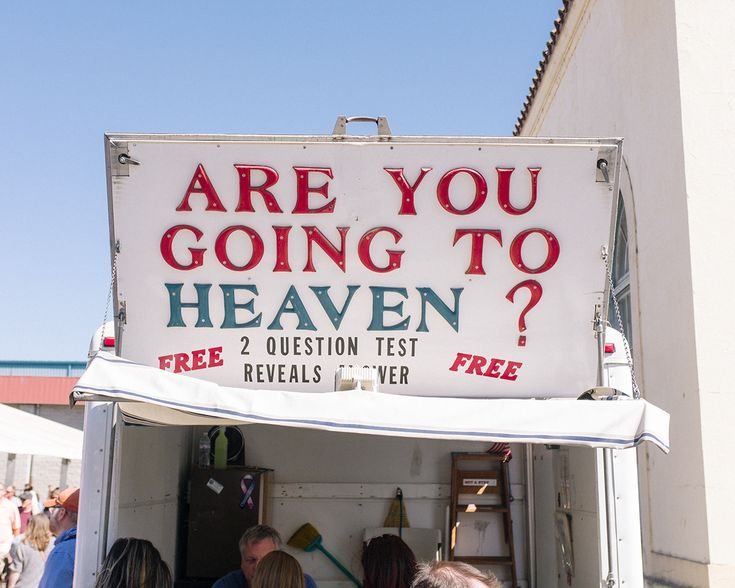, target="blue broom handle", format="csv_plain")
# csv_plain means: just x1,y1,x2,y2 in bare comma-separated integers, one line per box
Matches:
316,544,363,588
